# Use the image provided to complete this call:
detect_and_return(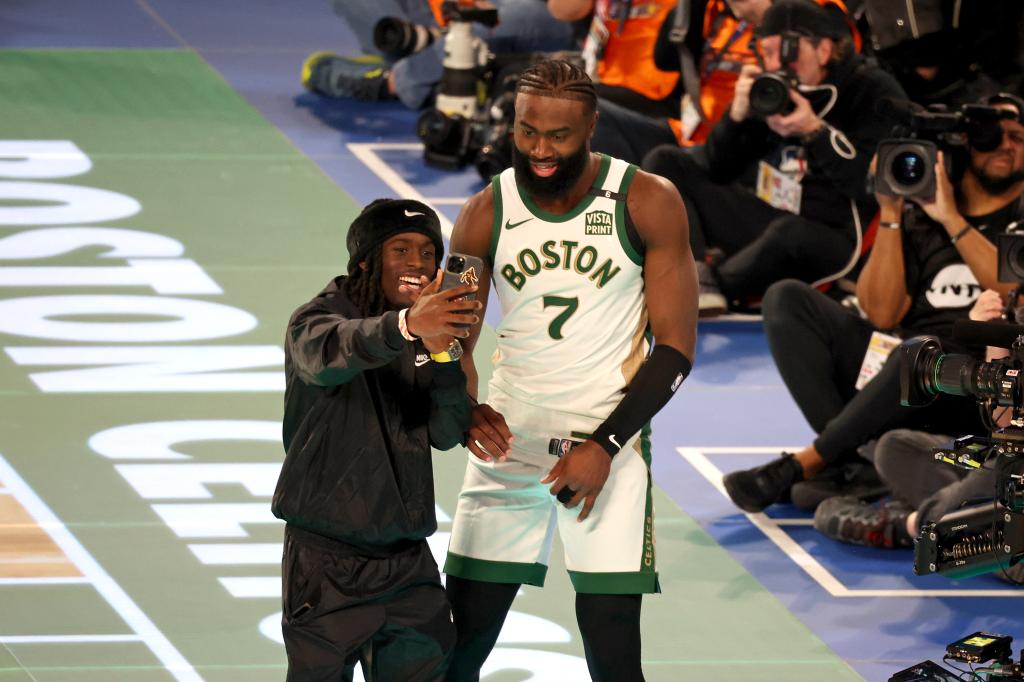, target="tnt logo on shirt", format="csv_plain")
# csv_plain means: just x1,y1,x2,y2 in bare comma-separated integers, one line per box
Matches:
925,263,983,308
585,210,613,236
